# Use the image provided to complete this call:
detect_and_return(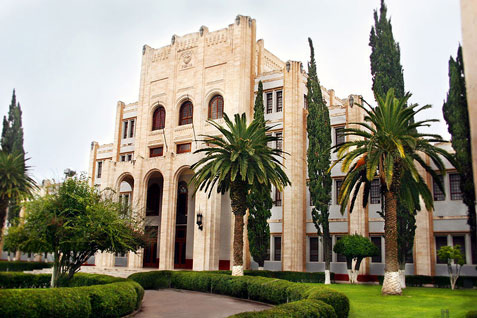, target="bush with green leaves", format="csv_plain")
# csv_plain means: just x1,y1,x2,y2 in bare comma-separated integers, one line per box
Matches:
333,234,379,284
437,245,465,290
0,260,52,272
129,270,349,318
